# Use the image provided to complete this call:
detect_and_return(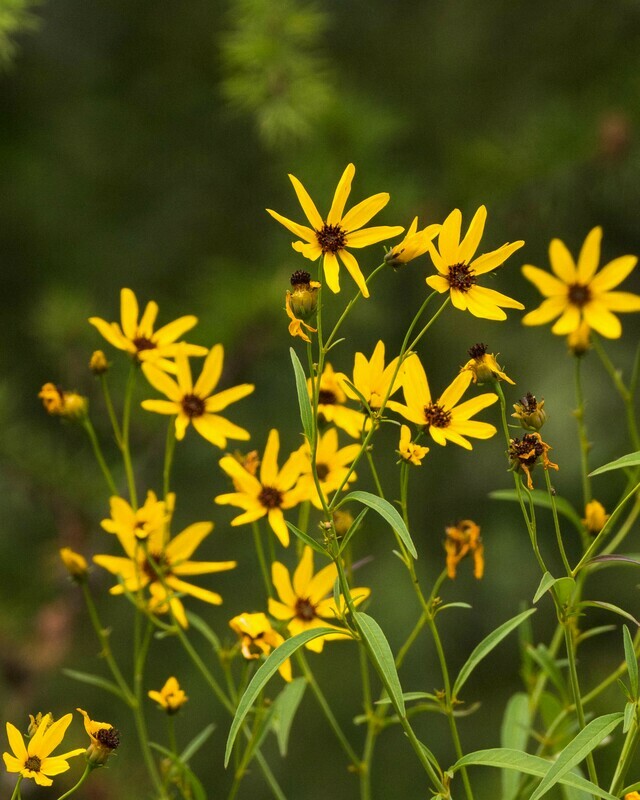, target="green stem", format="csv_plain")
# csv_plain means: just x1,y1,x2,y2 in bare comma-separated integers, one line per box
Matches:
574,357,592,516
592,334,640,452
100,373,123,444
252,521,273,599
323,262,386,352
55,764,92,800
121,364,138,509
163,417,176,503
544,468,572,576
365,448,385,499
82,418,119,496
610,716,640,795
9,775,22,800
296,650,360,767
